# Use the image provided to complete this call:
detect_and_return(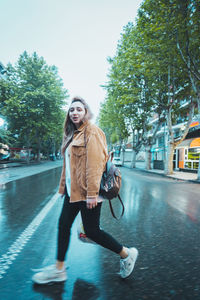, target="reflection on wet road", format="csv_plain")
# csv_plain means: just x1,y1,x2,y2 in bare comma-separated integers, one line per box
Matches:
0,167,62,255
0,167,199,299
